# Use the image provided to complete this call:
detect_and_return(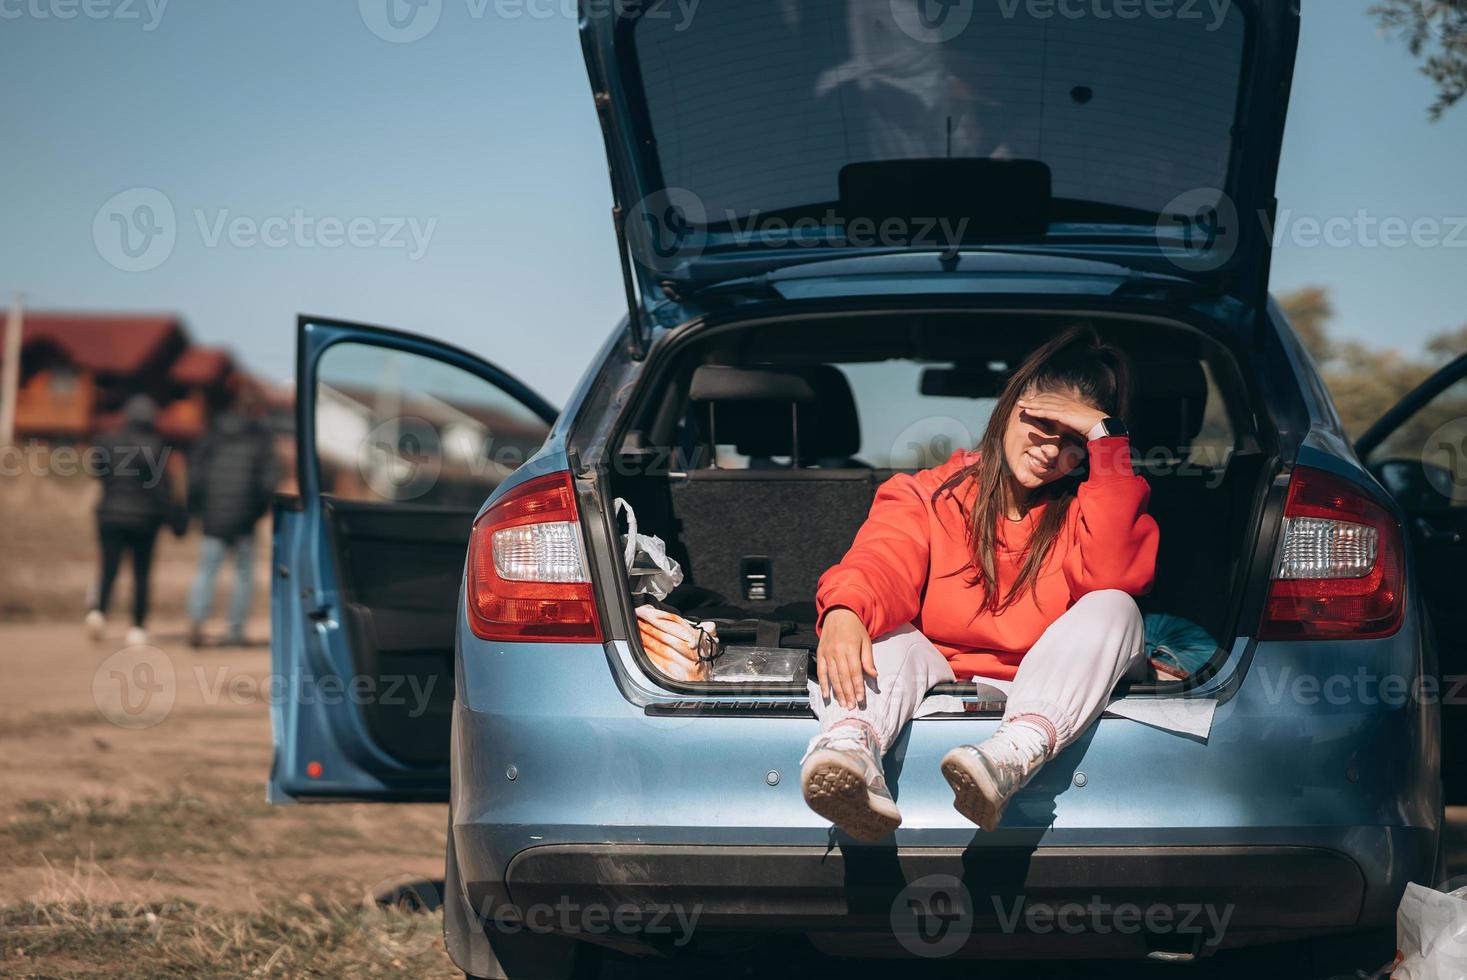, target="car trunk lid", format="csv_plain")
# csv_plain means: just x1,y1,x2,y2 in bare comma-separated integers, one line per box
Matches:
580,0,1301,345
